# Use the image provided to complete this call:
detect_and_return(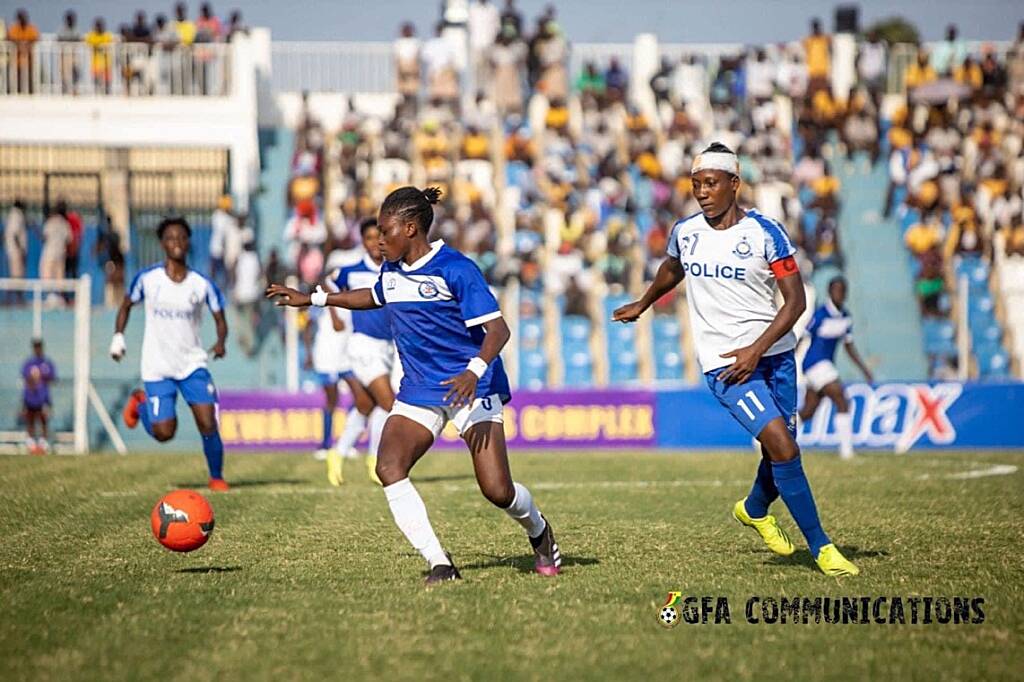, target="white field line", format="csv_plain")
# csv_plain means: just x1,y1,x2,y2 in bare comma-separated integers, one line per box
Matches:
917,464,1019,481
